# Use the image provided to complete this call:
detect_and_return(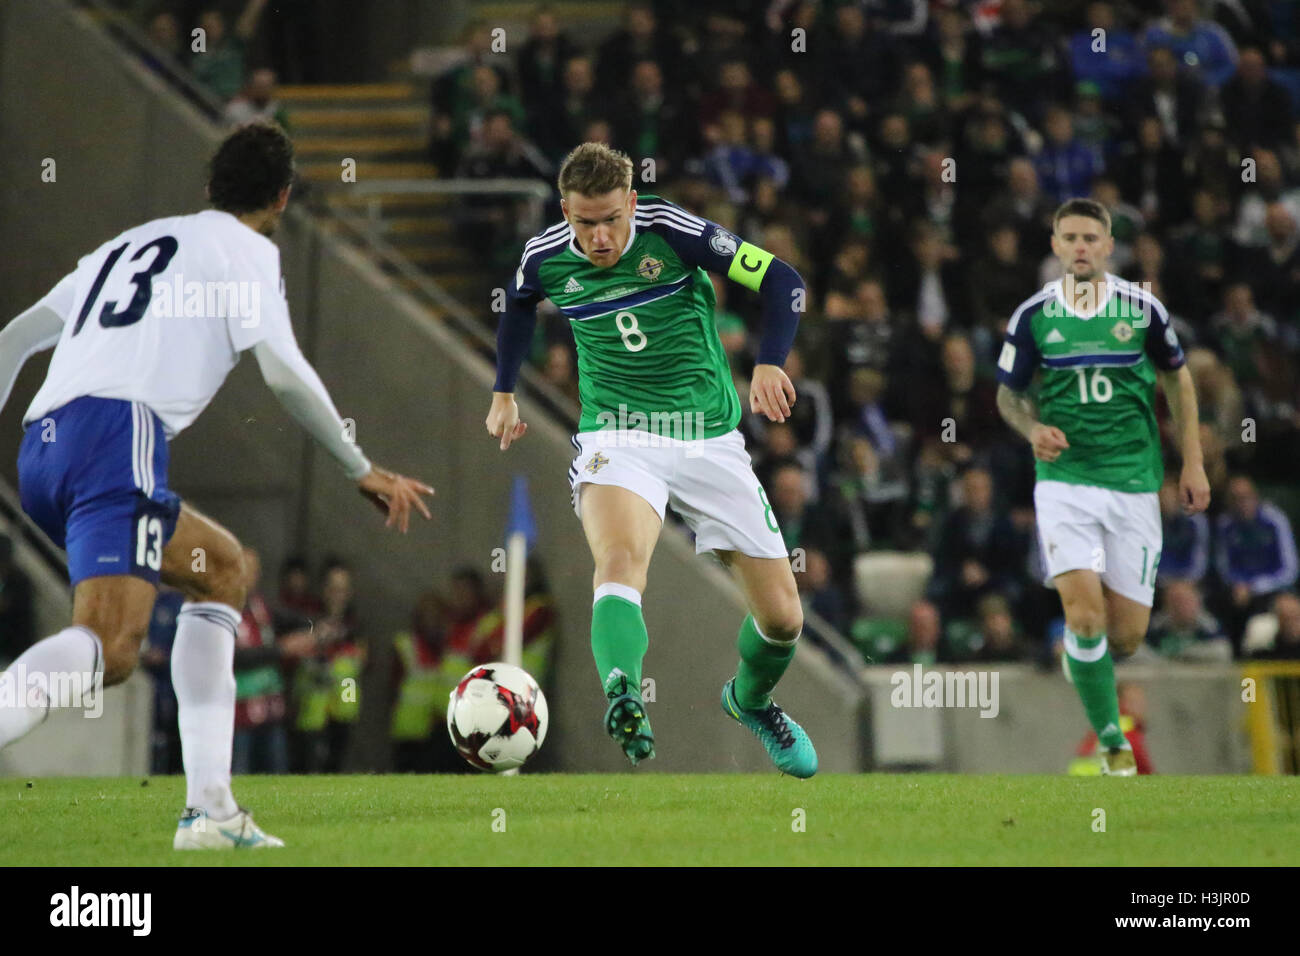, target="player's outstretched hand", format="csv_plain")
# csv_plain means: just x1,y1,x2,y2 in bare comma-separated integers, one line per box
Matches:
357,465,434,533
1180,462,1211,514
751,364,797,423
1029,423,1069,462
486,391,528,450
